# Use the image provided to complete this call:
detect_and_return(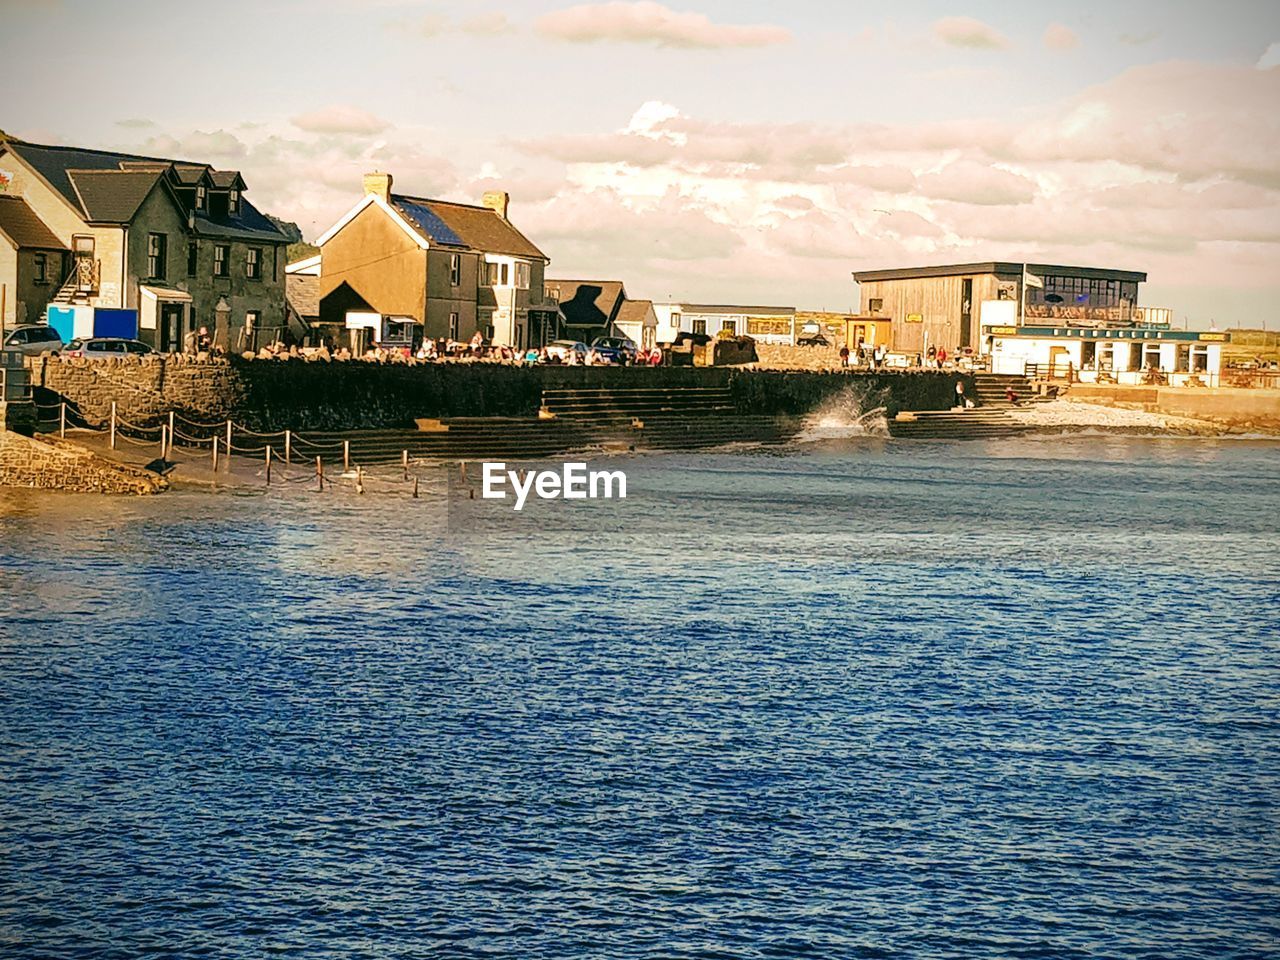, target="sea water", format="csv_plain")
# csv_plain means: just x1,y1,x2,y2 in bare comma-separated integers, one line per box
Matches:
1,437,1277,958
